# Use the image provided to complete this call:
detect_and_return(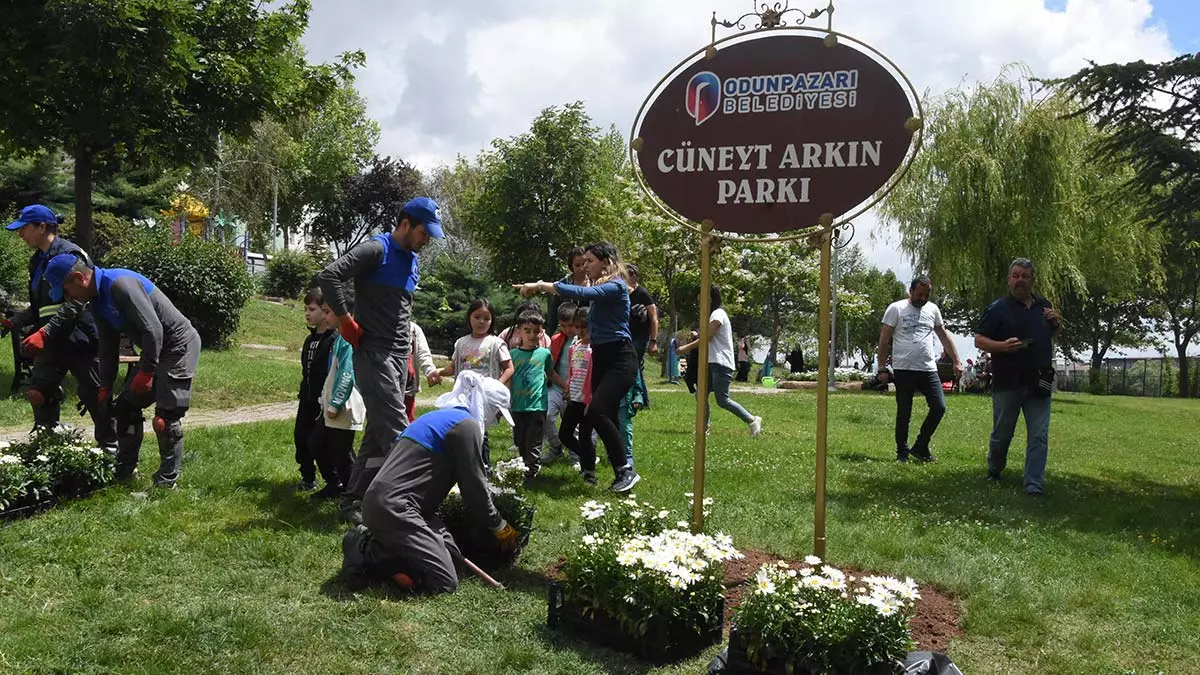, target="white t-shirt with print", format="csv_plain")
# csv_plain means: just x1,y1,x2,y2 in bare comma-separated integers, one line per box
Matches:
453,334,511,379
881,300,943,372
707,308,736,371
